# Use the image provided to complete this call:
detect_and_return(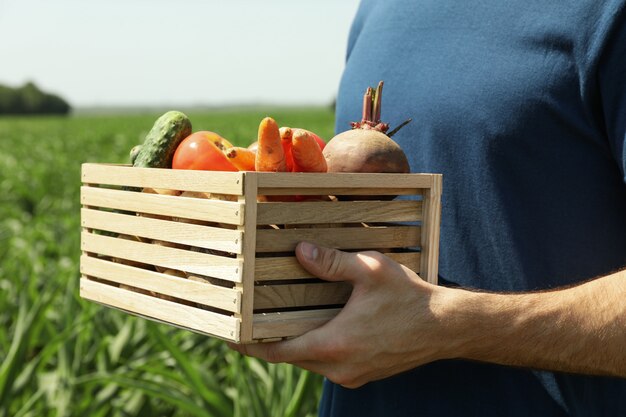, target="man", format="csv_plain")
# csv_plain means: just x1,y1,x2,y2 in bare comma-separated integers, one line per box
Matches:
231,1,626,415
